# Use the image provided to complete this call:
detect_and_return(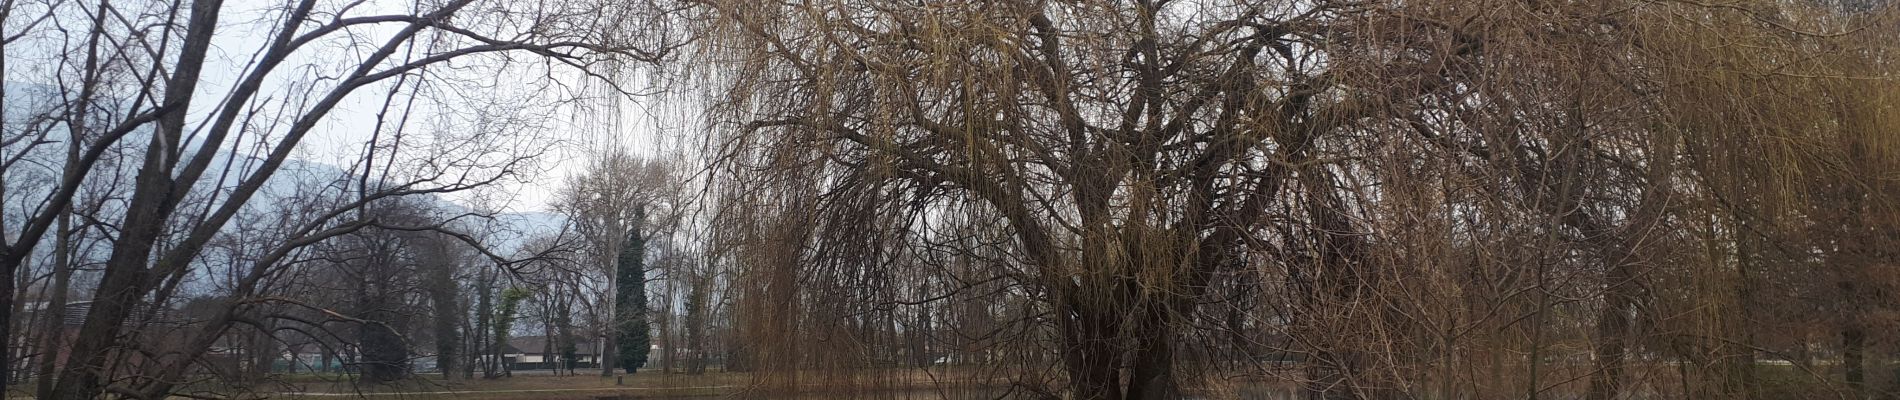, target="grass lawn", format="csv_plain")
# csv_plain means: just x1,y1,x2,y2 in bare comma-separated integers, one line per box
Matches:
267,372,745,399
248,367,1006,399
